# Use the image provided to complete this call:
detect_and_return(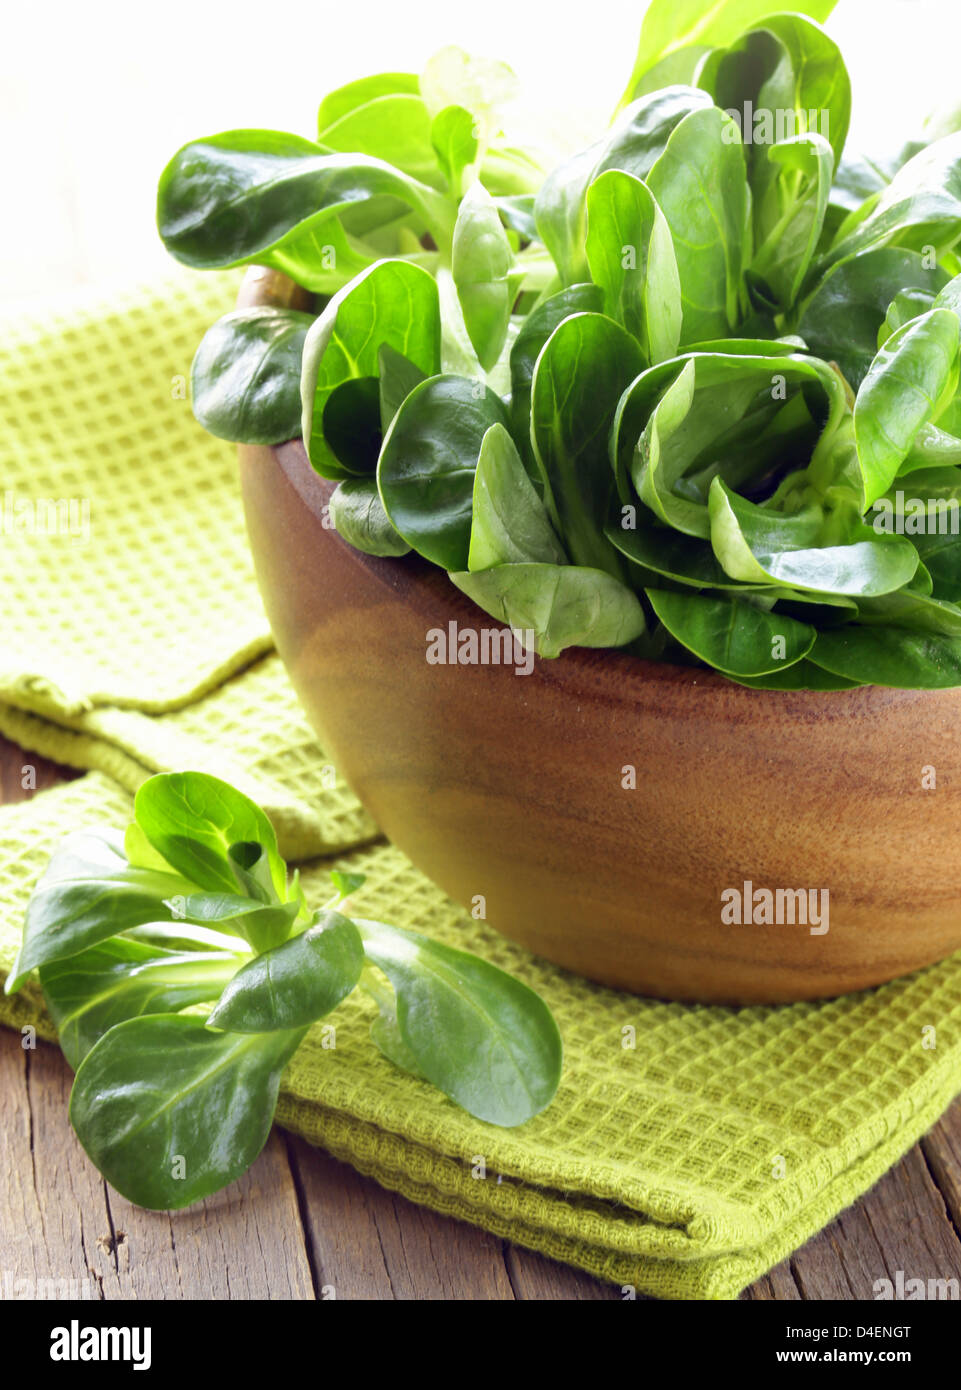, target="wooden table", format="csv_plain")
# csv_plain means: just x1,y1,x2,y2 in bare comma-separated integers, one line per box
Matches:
2,738,960,1301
